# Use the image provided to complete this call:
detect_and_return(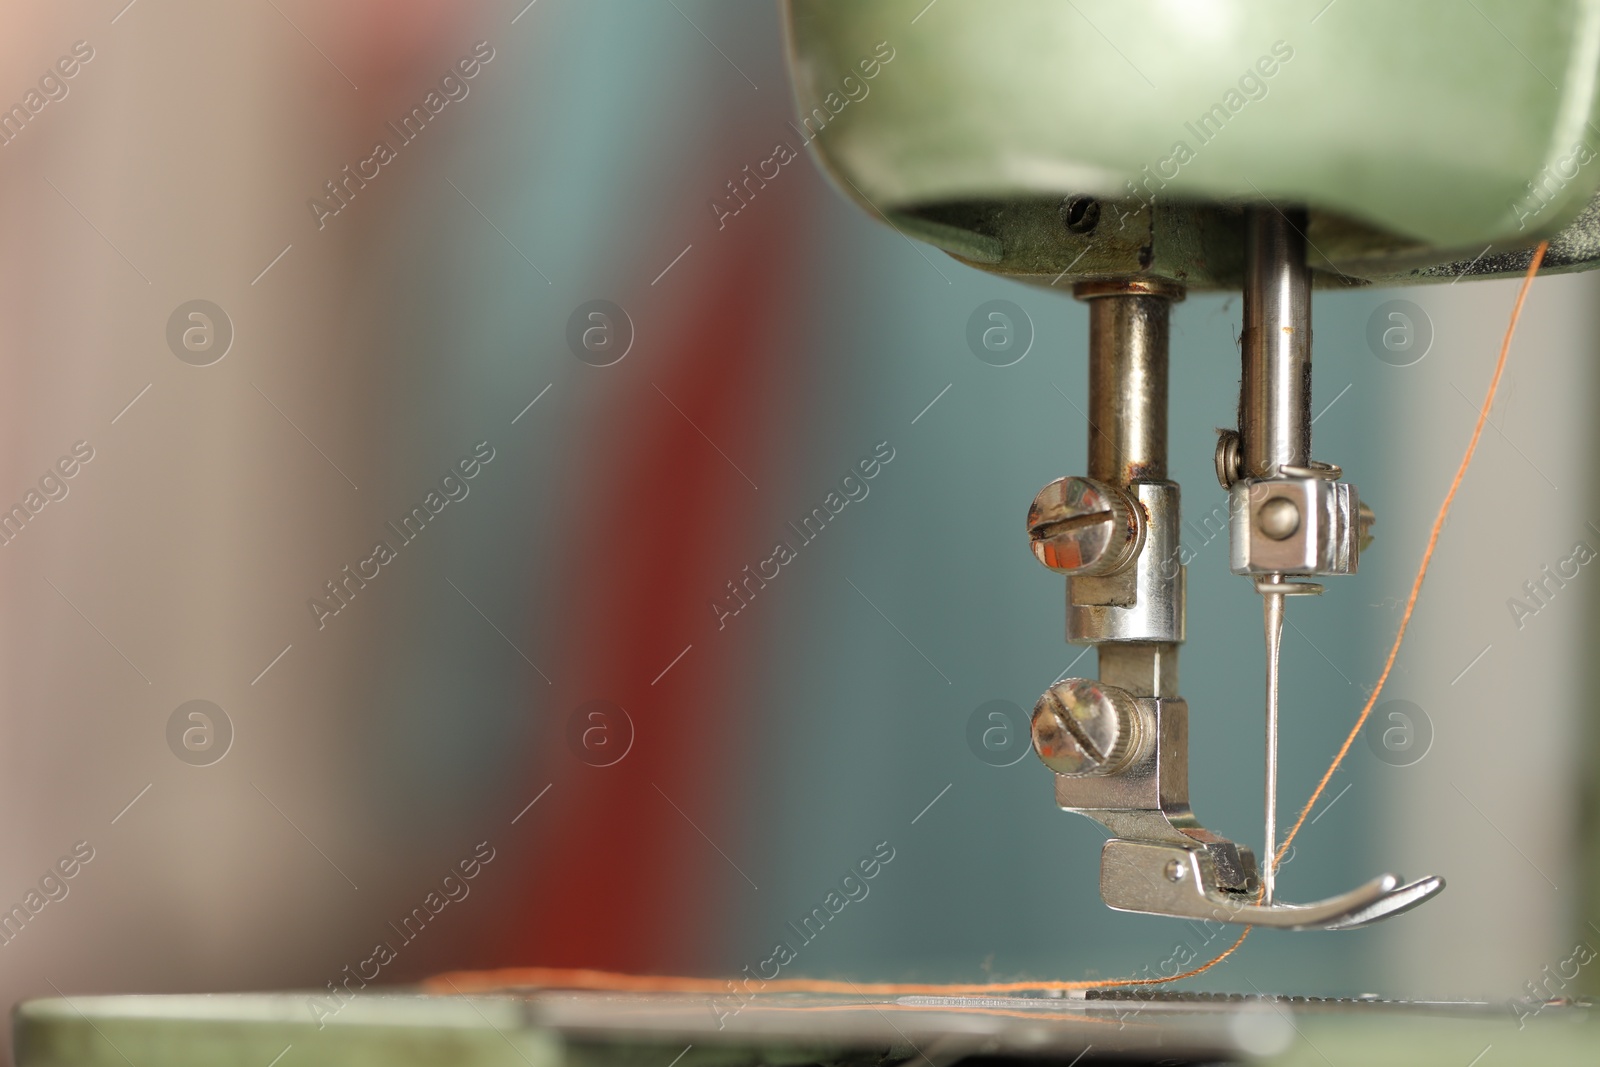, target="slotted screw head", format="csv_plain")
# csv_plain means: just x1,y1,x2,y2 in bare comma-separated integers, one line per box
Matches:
1026,477,1142,576
1031,678,1141,777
